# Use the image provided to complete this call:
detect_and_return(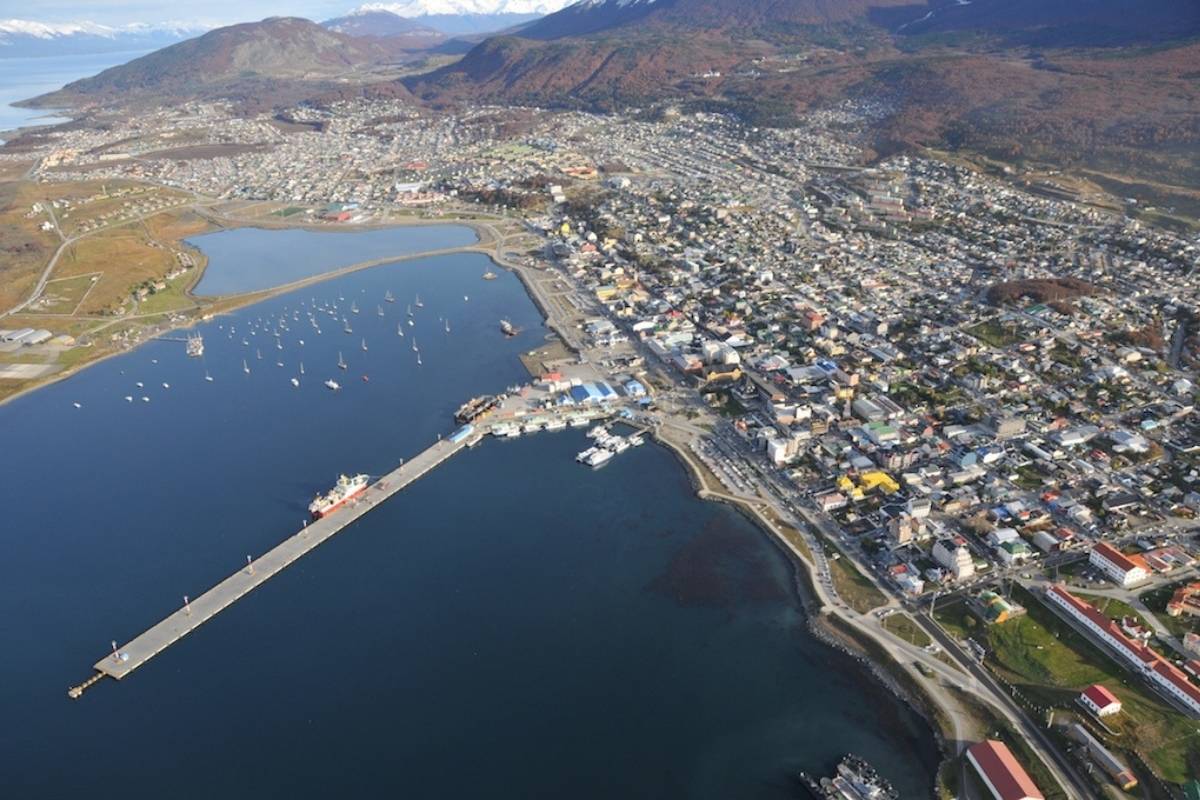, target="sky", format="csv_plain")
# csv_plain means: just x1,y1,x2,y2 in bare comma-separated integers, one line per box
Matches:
0,0,354,26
